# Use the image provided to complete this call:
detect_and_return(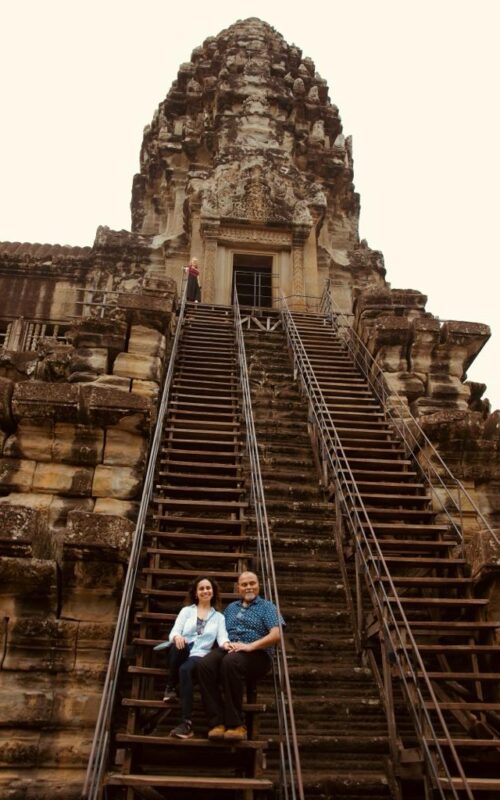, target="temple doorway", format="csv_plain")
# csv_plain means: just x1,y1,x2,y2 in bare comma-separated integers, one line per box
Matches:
232,253,273,307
